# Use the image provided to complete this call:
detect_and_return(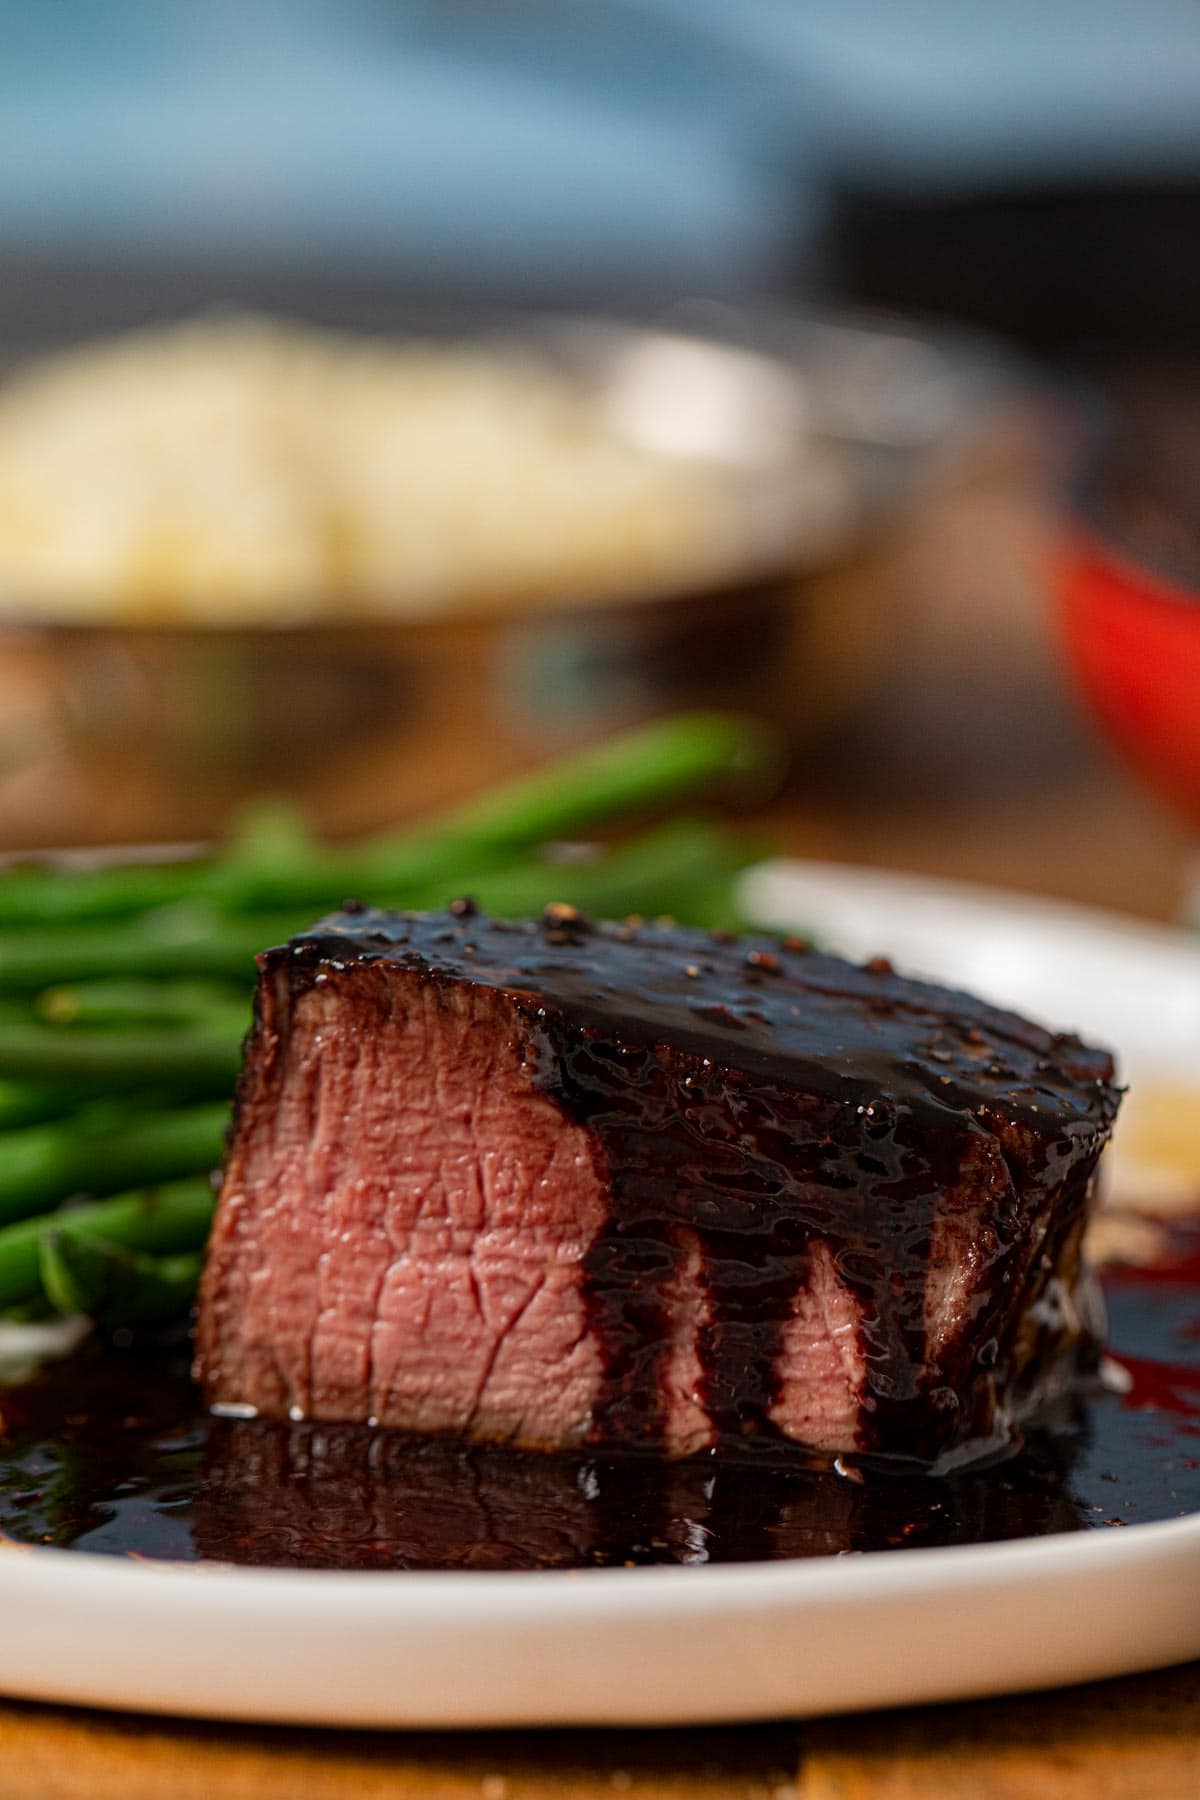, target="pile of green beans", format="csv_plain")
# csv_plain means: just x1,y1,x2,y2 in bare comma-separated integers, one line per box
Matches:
0,713,774,1336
